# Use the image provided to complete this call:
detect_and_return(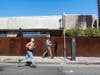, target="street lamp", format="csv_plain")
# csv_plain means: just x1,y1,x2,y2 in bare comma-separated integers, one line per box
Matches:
62,13,67,58
98,0,100,28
